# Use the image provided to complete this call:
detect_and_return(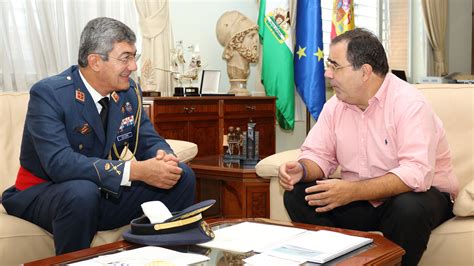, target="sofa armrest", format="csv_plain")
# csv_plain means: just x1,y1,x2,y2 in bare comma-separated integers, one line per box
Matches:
256,149,300,179
117,139,198,163
166,139,198,163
